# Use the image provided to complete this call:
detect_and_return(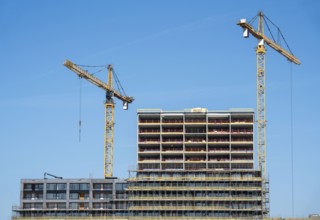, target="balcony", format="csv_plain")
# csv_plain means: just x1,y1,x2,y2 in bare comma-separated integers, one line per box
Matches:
208,129,230,135
231,128,253,134
162,128,184,135
162,138,183,144
208,138,230,144
185,147,206,153
185,138,206,144
139,149,160,154
231,138,253,144
208,148,230,153
162,119,183,124
184,119,206,124
162,147,183,153
208,119,229,124
139,129,161,135
162,157,183,163
138,138,160,144
138,158,160,163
